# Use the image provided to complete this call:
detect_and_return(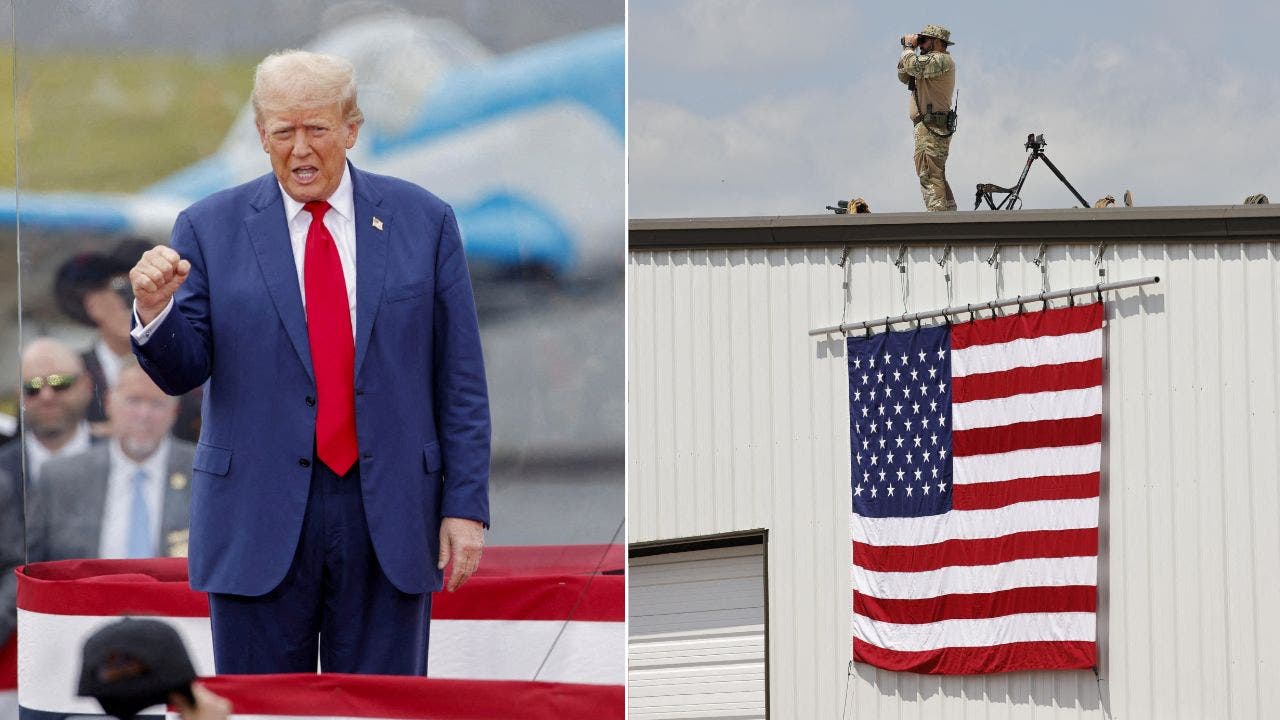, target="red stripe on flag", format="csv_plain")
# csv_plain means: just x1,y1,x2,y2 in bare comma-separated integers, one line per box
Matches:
952,359,1102,402
952,416,1101,456
853,528,1098,572
950,303,1103,350
433,575,624,621
18,561,209,617
952,473,1100,510
0,634,14,691
19,560,623,621
855,585,1097,623
853,638,1096,674
195,674,624,719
